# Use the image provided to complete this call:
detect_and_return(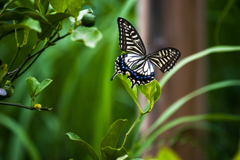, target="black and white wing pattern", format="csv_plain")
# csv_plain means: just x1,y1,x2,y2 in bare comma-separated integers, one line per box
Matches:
118,18,146,56
111,54,154,88
111,17,181,88
149,48,181,73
